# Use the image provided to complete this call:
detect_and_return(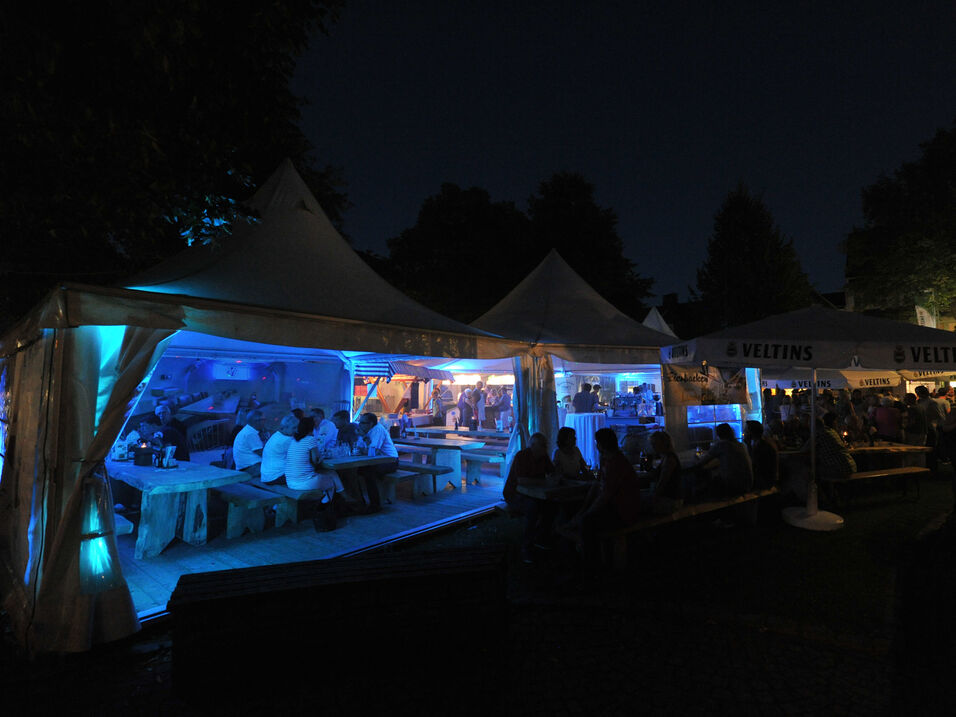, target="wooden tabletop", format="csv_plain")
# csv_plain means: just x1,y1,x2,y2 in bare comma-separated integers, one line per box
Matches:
410,427,510,440
393,437,486,450
848,442,932,454
106,460,250,495
320,455,397,470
